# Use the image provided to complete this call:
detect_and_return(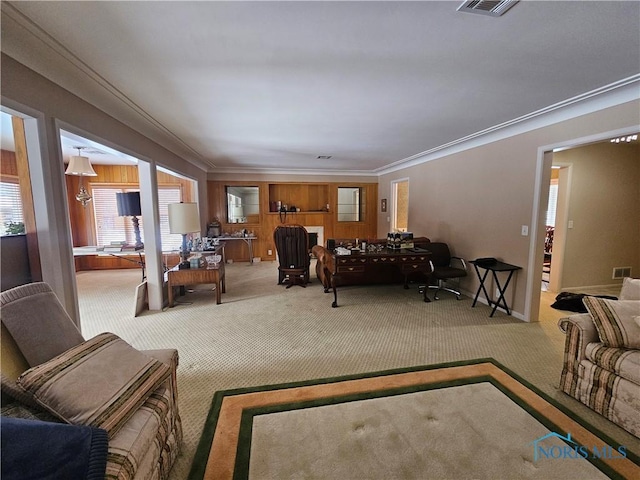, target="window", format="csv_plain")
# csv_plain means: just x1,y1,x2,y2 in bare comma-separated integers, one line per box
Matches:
92,185,182,250
546,180,558,227
0,181,24,236
391,179,409,232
